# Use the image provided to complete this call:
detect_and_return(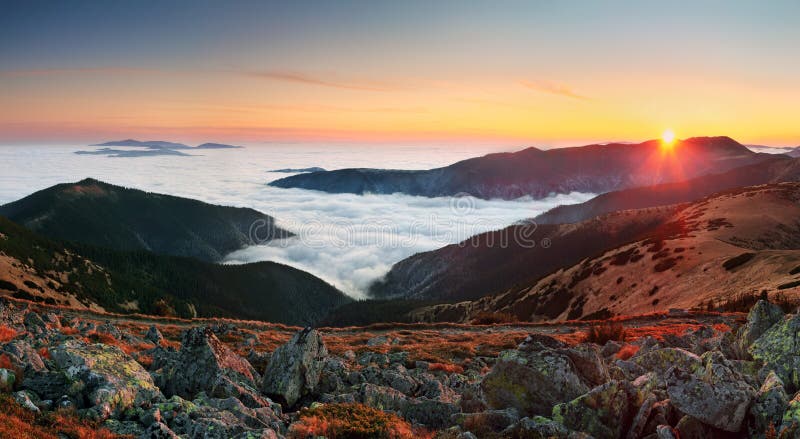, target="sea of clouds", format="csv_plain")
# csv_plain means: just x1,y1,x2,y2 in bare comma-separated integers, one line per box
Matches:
0,143,595,298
